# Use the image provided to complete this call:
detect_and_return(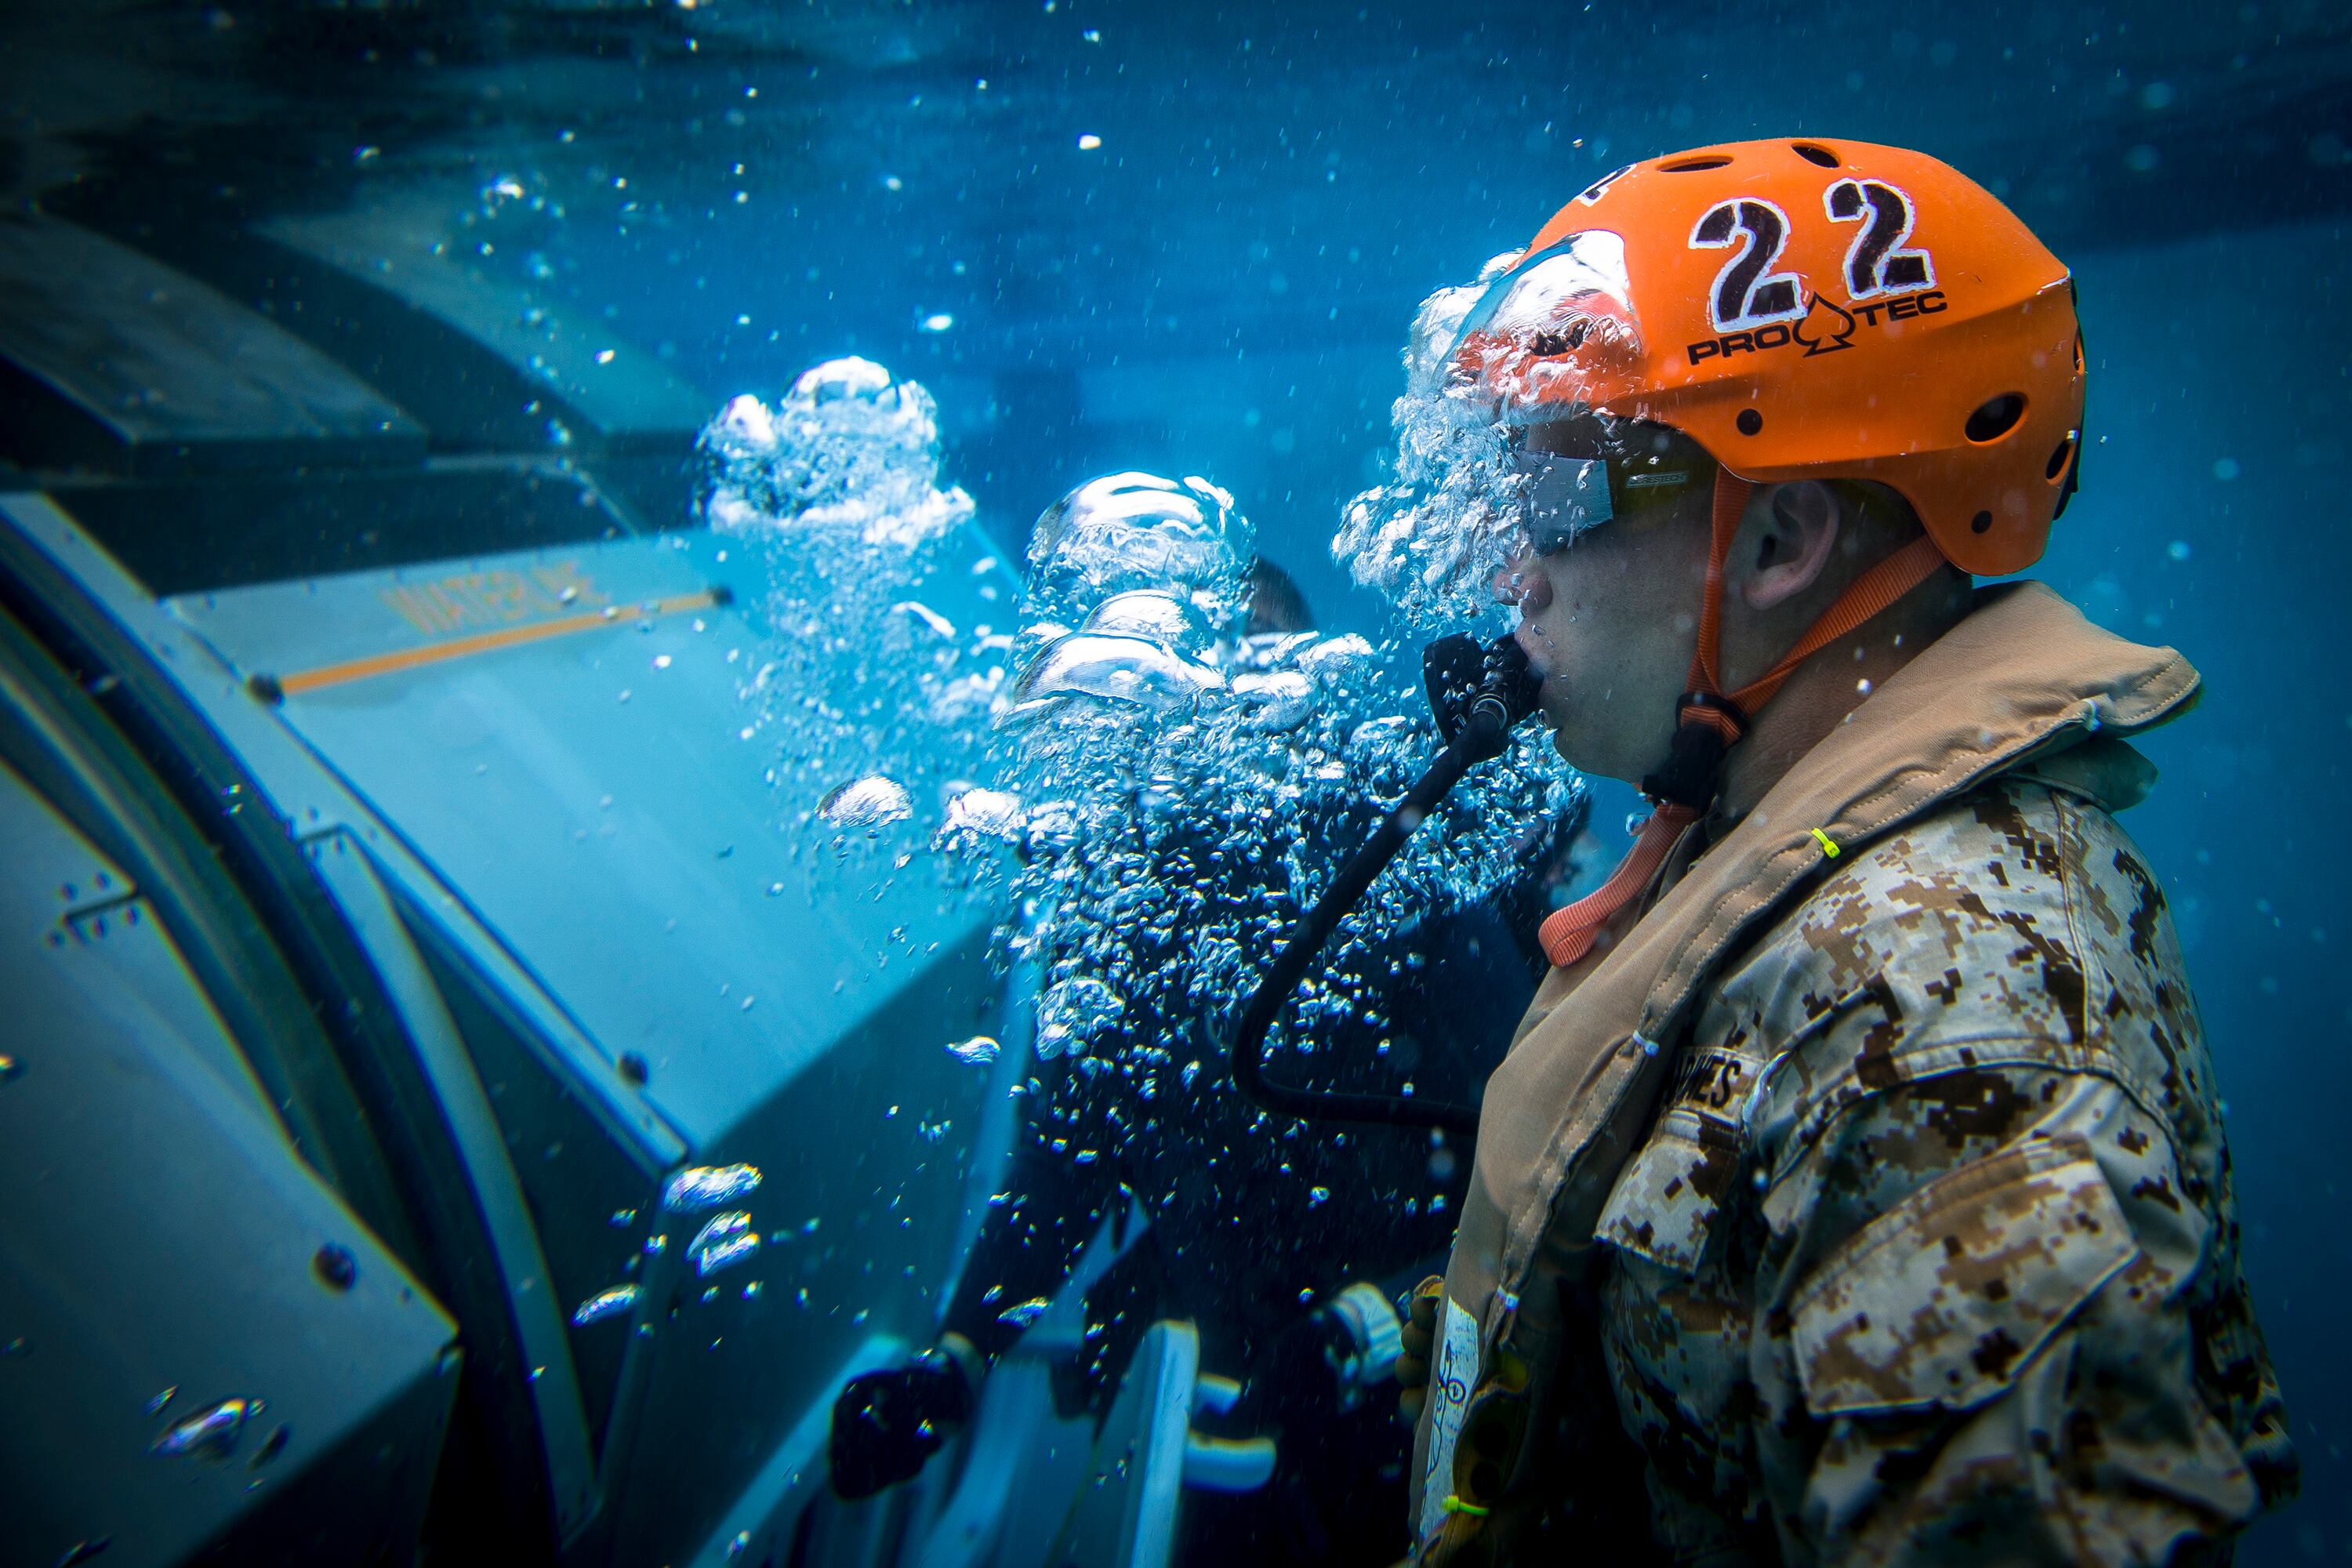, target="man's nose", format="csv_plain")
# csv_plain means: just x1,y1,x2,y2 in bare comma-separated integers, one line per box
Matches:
1494,548,1551,612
